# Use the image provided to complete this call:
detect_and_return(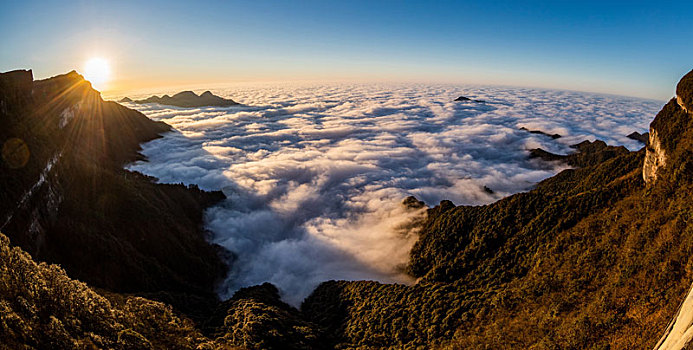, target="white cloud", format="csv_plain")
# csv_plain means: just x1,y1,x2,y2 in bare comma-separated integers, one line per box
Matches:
125,83,663,305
